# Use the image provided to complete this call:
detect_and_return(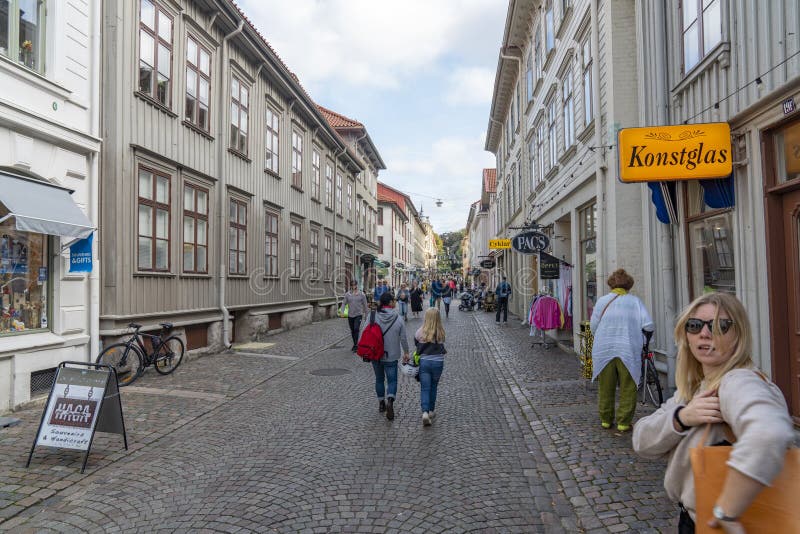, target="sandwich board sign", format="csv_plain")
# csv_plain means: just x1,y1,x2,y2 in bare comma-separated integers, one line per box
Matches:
27,361,127,473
